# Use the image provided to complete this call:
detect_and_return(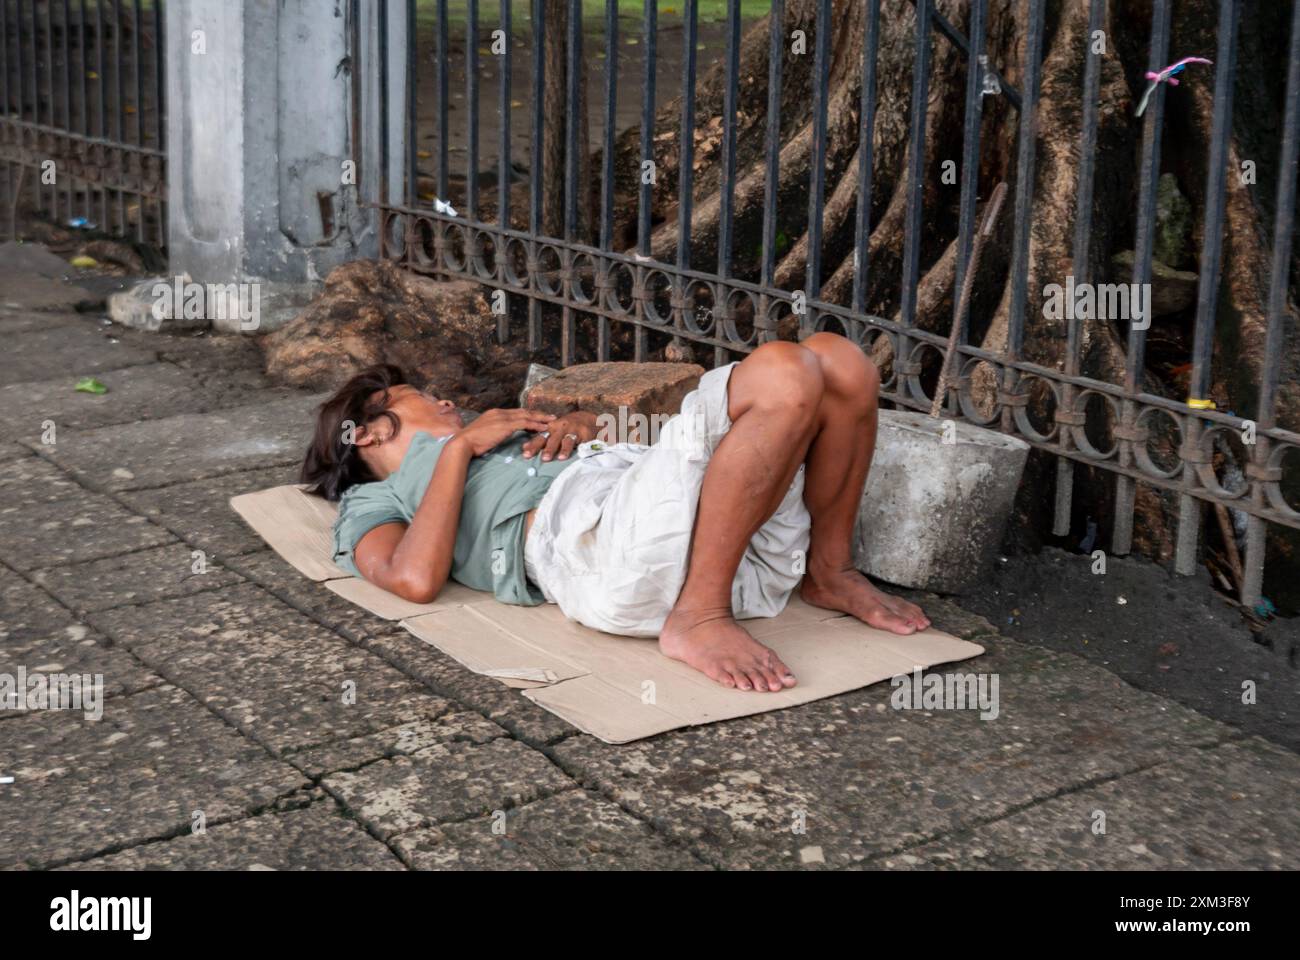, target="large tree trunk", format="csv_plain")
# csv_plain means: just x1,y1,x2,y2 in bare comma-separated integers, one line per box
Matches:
593,0,1300,605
